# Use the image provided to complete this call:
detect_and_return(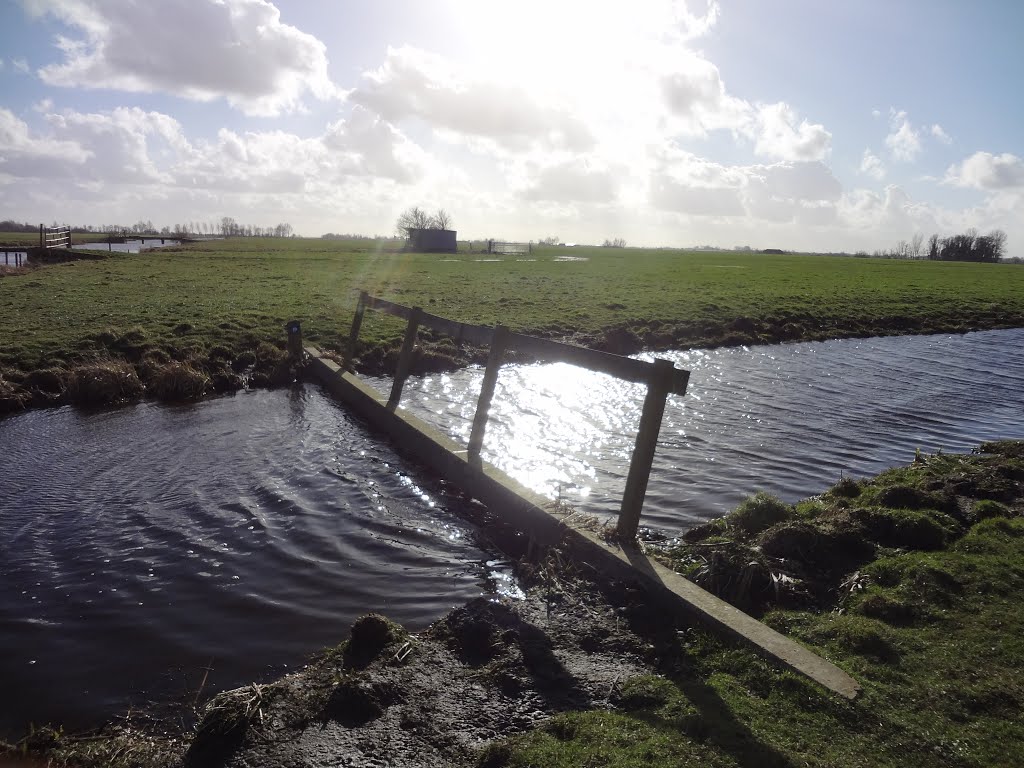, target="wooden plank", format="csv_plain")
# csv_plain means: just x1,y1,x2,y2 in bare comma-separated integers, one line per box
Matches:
618,358,675,539
387,307,422,409
467,325,509,463
418,310,494,347
507,332,653,384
